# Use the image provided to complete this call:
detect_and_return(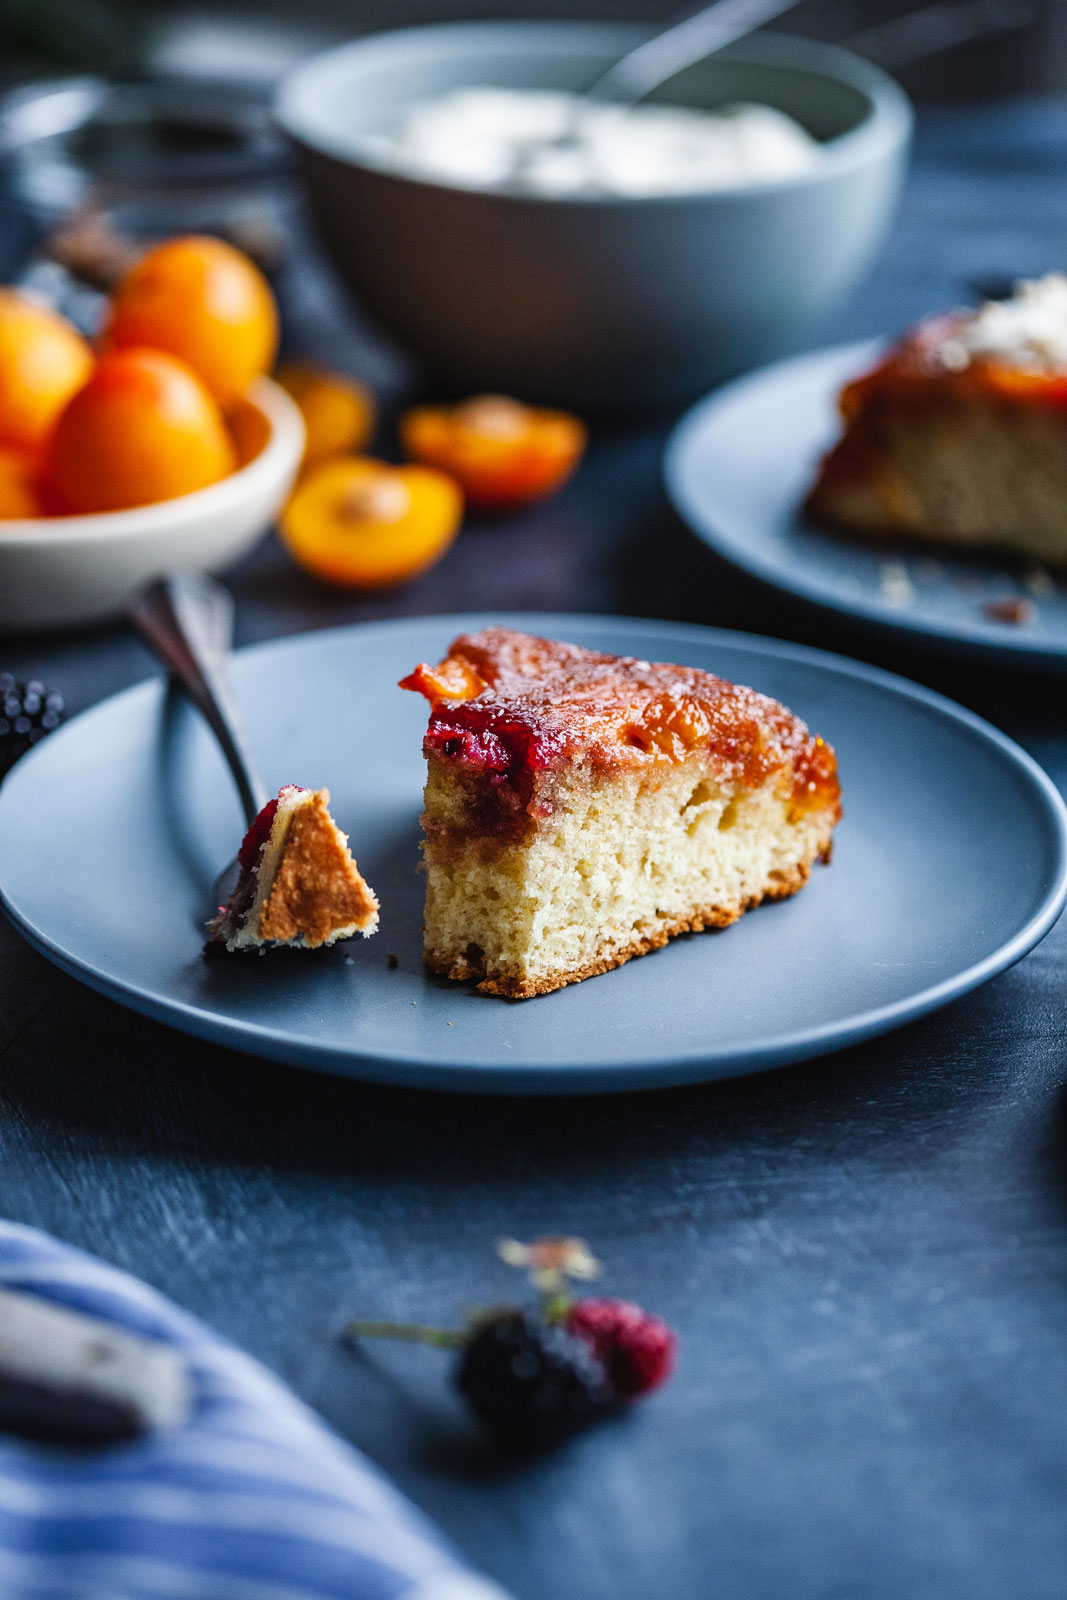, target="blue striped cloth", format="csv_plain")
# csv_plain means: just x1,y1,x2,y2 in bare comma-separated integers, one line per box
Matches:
0,1221,511,1600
